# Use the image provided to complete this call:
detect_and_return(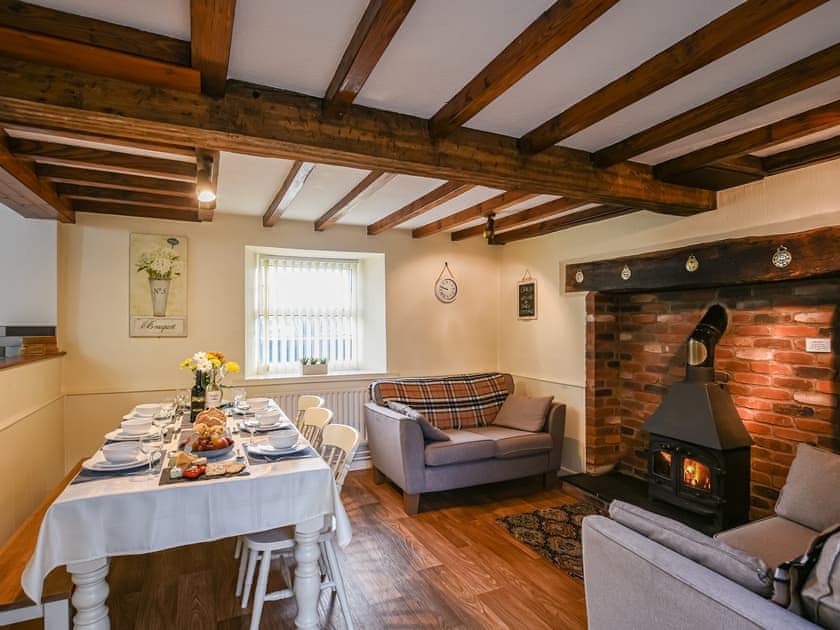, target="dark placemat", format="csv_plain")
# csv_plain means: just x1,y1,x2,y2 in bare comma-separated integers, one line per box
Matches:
72,453,163,485
244,445,319,466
